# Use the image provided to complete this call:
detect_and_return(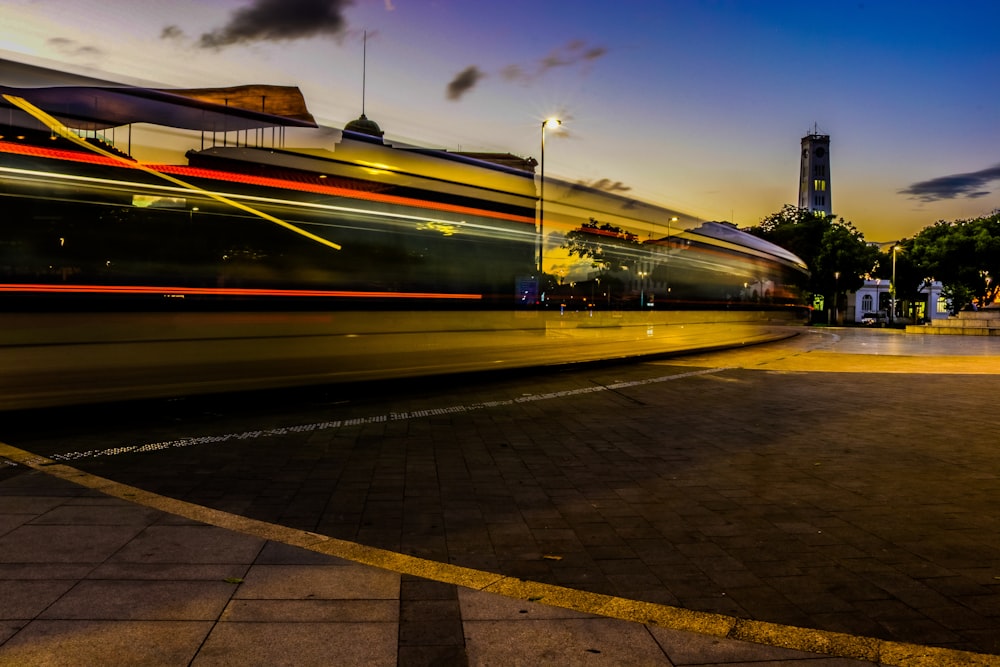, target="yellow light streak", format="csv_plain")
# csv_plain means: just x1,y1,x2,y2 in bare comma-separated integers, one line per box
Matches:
1,94,341,251
0,165,534,244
